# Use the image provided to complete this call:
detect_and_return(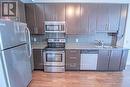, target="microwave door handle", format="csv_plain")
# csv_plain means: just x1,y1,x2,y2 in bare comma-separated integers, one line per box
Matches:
26,27,32,58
